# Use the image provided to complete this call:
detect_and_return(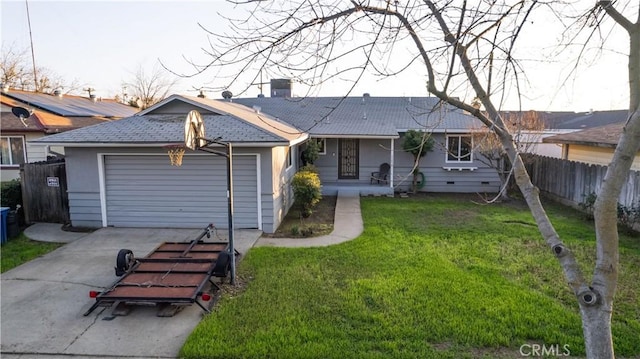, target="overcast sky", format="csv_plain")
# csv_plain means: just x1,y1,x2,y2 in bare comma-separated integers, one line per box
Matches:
0,0,633,111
